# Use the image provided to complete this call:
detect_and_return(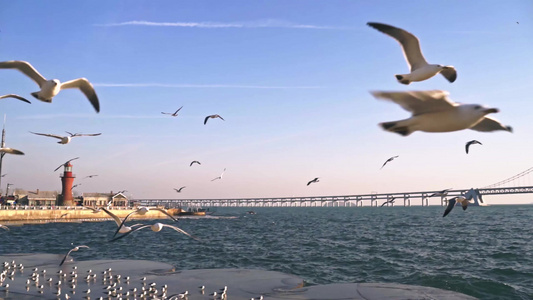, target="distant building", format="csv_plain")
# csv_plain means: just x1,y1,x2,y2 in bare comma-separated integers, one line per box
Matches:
14,189,59,206
81,192,128,207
